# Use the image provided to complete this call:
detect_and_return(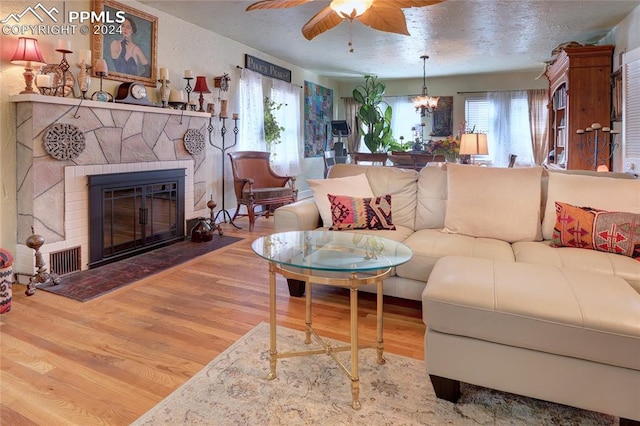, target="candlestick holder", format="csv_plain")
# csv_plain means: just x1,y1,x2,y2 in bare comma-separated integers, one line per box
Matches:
209,115,240,229
576,122,620,171
55,46,75,97
76,61,92,99
184,77,193,105
91,71,113,102
158,78,171,108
